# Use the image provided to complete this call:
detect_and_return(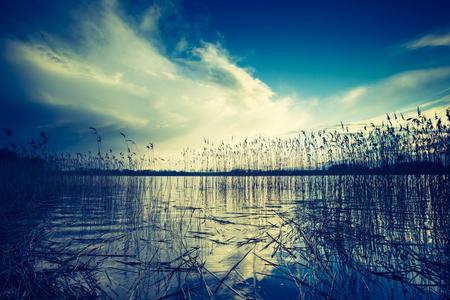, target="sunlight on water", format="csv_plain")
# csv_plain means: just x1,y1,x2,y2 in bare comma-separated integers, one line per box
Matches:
29,175,449,299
